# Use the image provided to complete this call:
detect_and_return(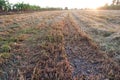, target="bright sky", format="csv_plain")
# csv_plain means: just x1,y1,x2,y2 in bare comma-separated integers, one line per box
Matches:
9,0,112,9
